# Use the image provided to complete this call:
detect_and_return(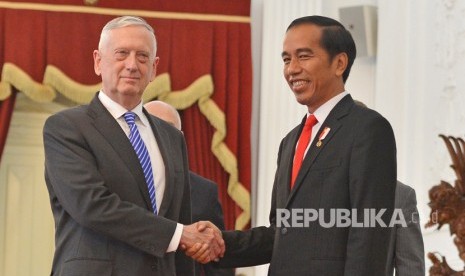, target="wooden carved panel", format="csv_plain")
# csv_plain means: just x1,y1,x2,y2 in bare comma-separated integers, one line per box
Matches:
427,135,465,275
